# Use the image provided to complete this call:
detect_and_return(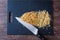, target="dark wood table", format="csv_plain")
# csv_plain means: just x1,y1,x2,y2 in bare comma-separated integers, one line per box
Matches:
0,0,60,40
